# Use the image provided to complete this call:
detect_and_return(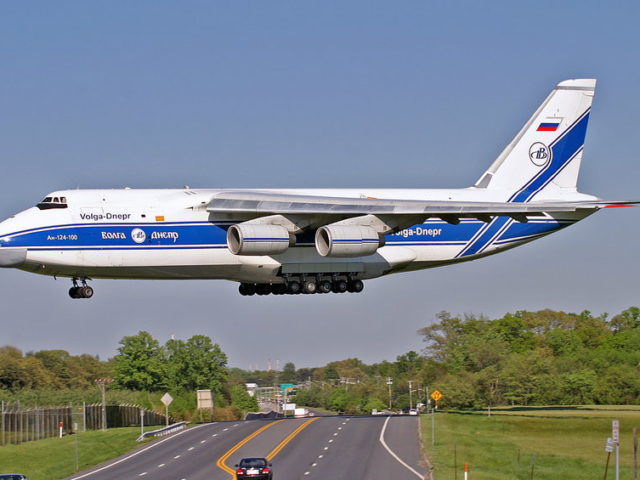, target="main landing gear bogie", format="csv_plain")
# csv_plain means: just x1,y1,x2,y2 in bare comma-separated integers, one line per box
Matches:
69,278,94,299
238,276,365,297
